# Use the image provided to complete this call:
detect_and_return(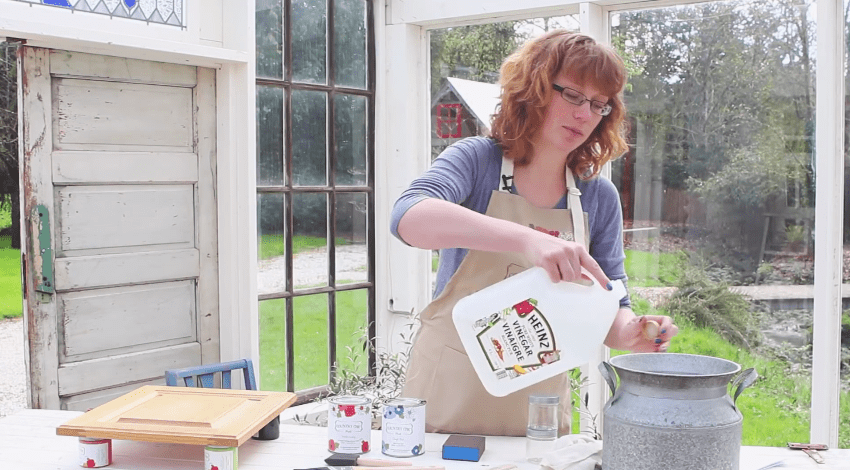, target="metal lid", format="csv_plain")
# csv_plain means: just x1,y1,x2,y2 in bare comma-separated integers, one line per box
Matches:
528,395,559,405
328,395,371,405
